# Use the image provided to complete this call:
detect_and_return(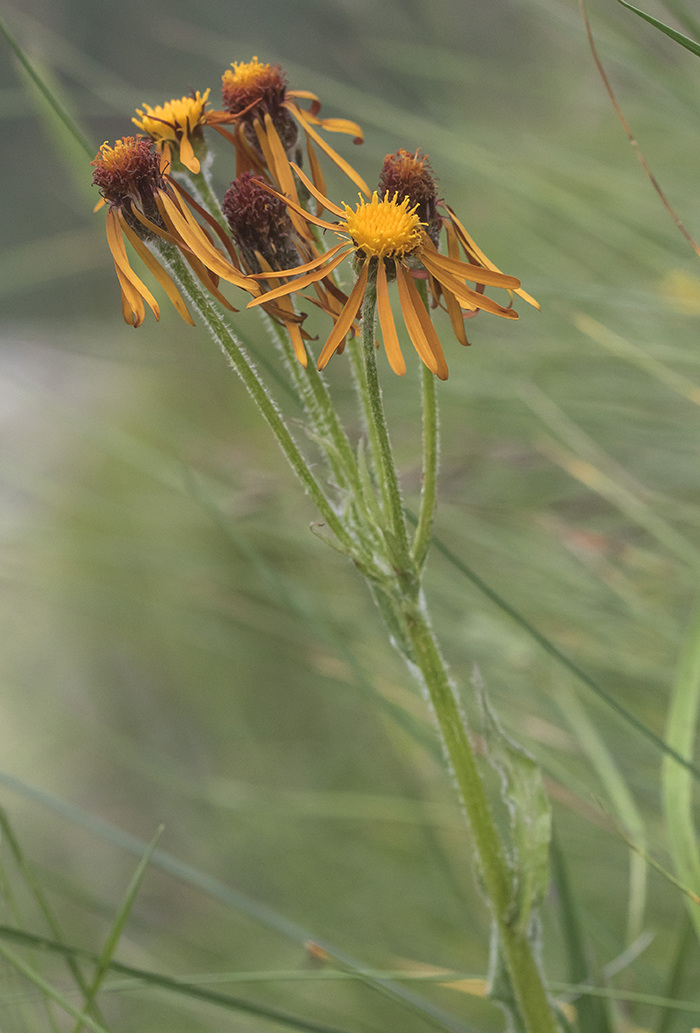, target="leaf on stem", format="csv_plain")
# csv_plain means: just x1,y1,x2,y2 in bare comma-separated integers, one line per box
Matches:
472,668,552,935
